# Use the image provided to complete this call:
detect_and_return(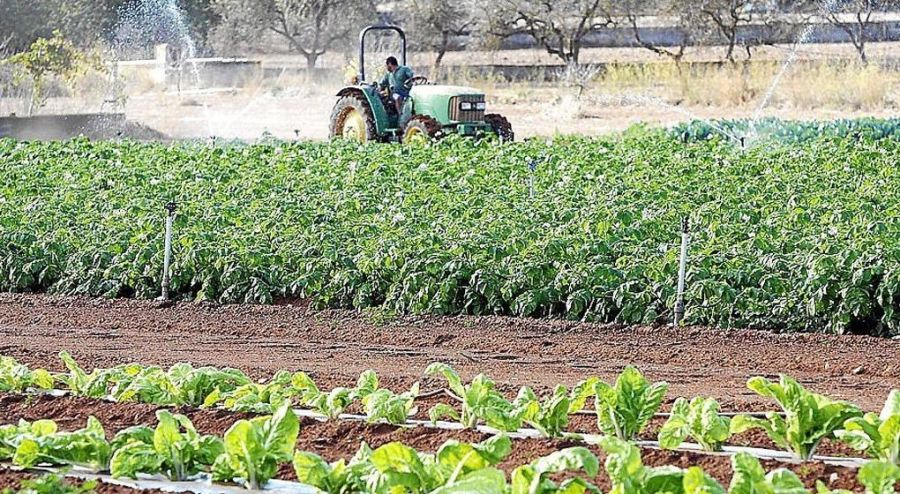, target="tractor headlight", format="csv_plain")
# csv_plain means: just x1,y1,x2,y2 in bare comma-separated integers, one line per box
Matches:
476,102,486,111
460,102,473,111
